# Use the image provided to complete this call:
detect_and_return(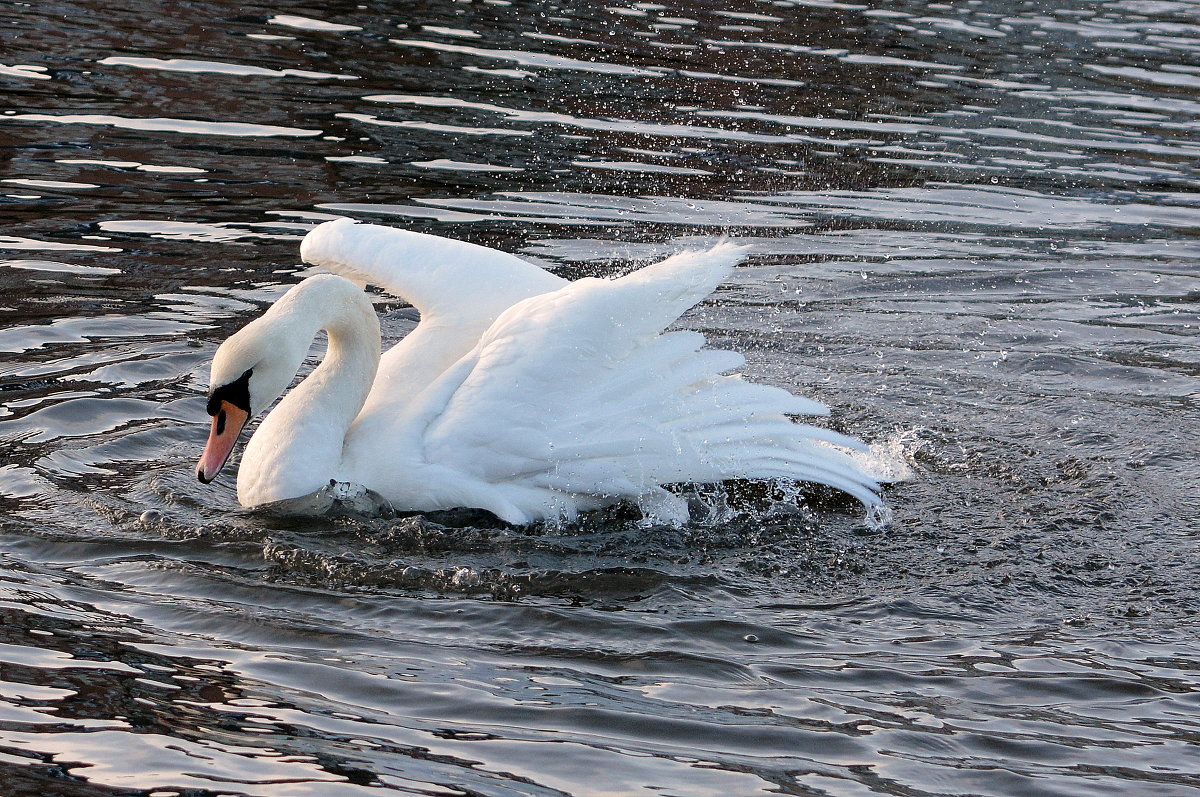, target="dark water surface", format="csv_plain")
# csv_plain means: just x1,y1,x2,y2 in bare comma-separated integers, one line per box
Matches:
2,0,1199,794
